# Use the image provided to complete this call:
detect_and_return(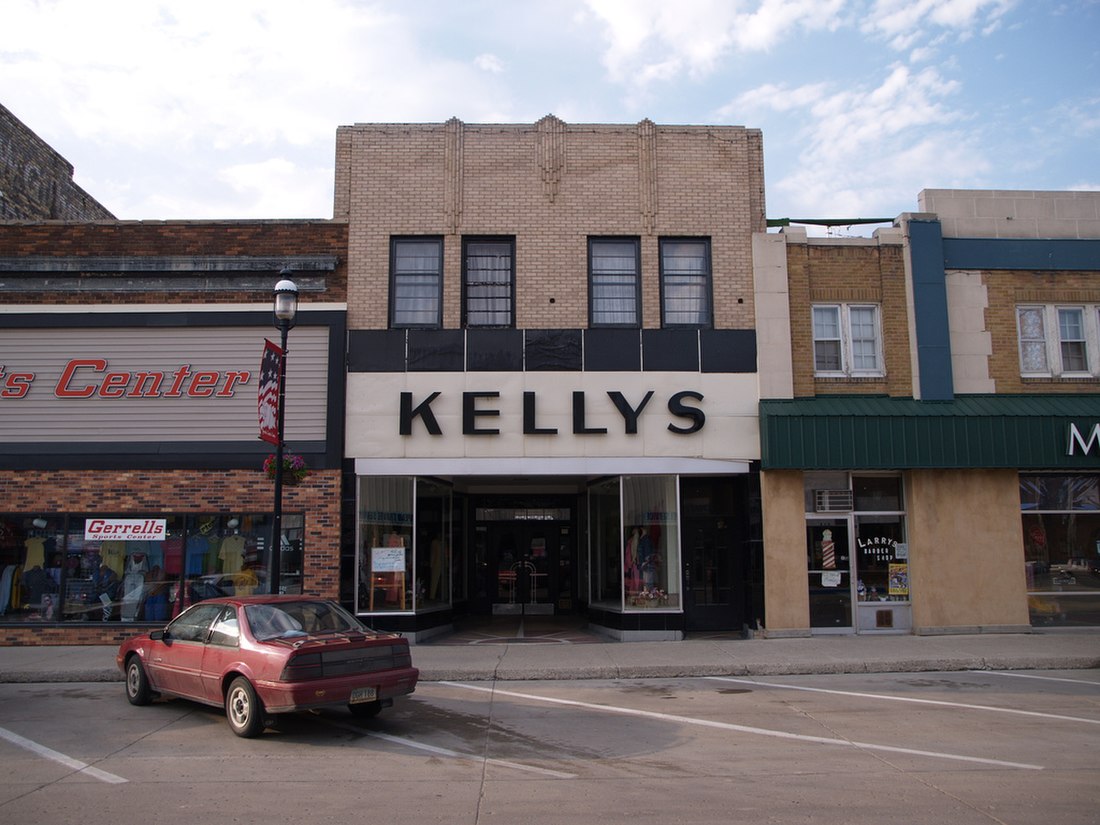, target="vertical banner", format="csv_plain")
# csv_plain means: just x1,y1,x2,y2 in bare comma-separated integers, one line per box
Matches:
258,339,283,445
